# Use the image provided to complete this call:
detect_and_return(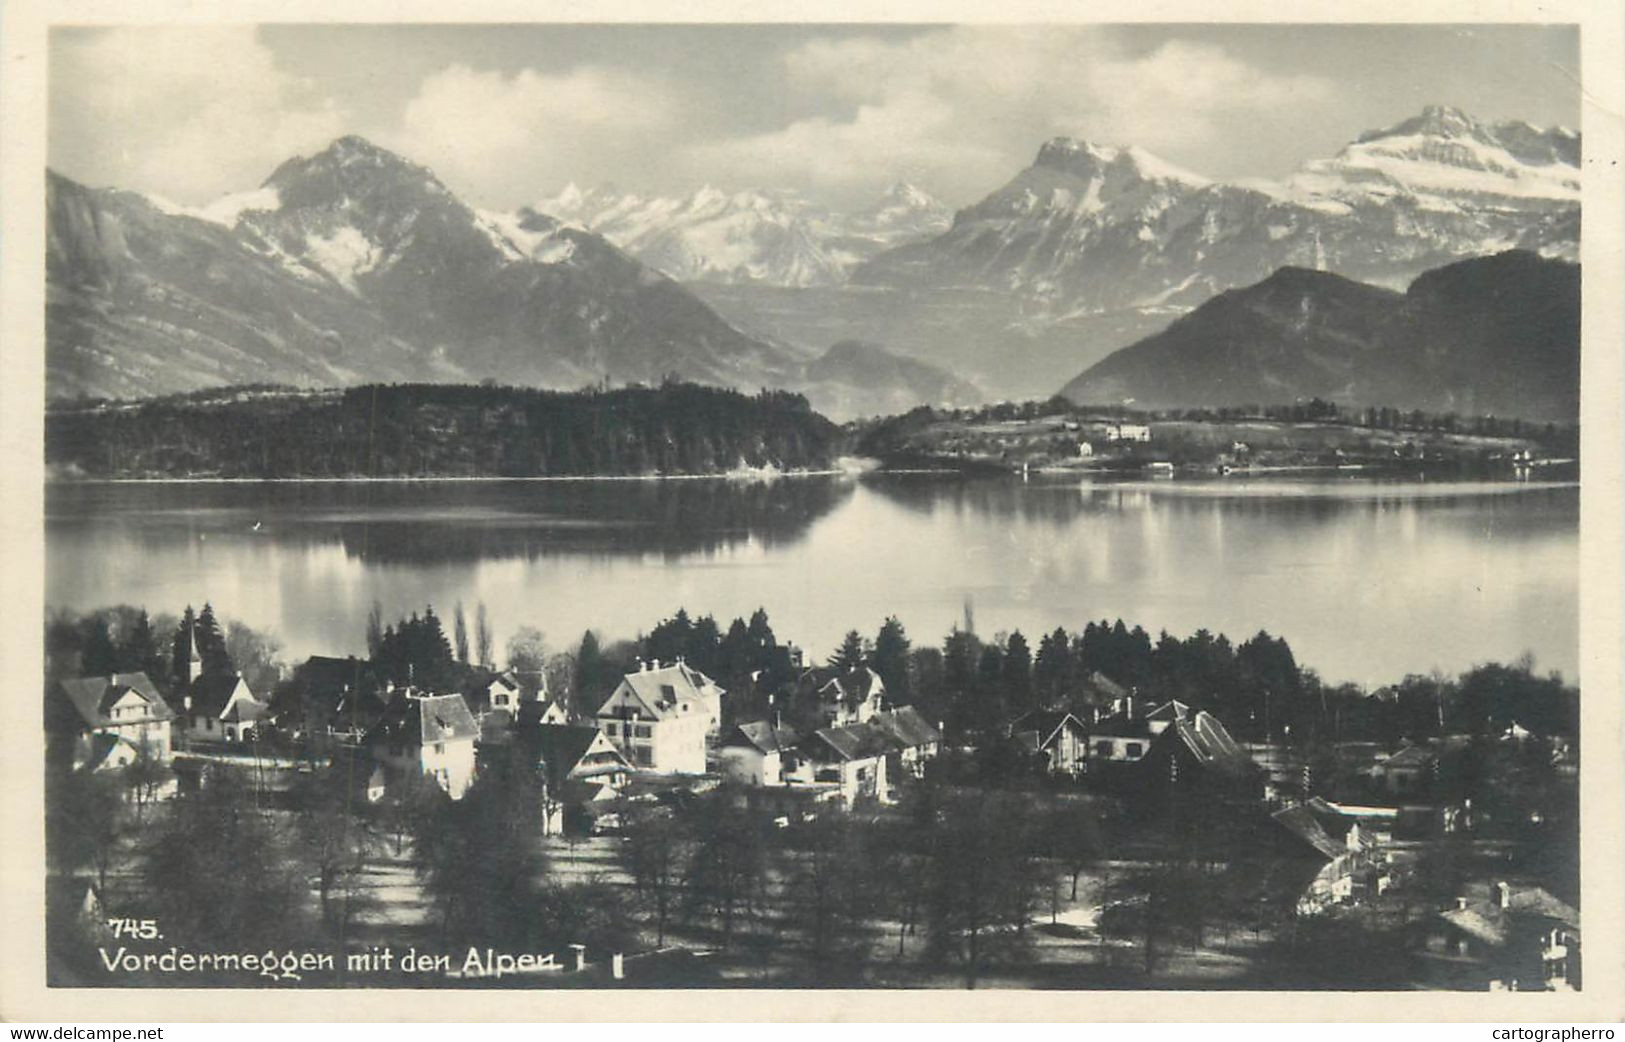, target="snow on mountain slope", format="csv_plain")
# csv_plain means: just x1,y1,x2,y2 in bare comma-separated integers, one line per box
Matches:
854,106,1580,318
533,181,951,286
